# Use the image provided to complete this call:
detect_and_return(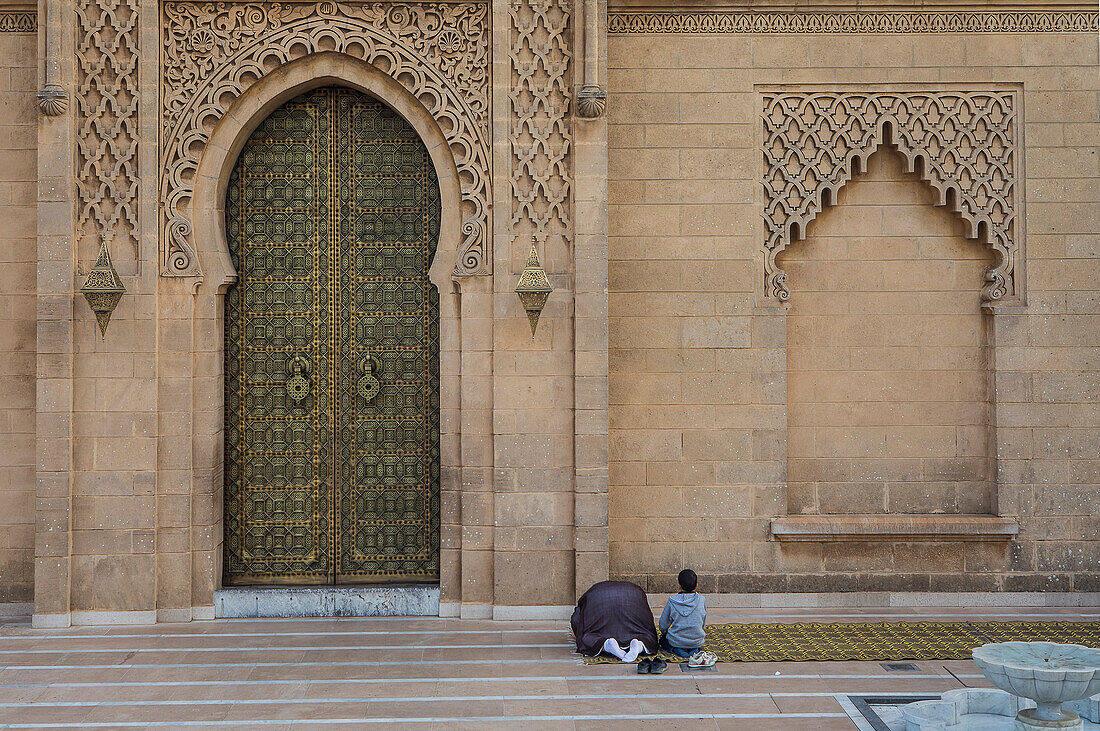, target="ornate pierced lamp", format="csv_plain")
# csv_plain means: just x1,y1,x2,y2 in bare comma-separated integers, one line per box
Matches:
80,234,126,337
514,236,553,338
